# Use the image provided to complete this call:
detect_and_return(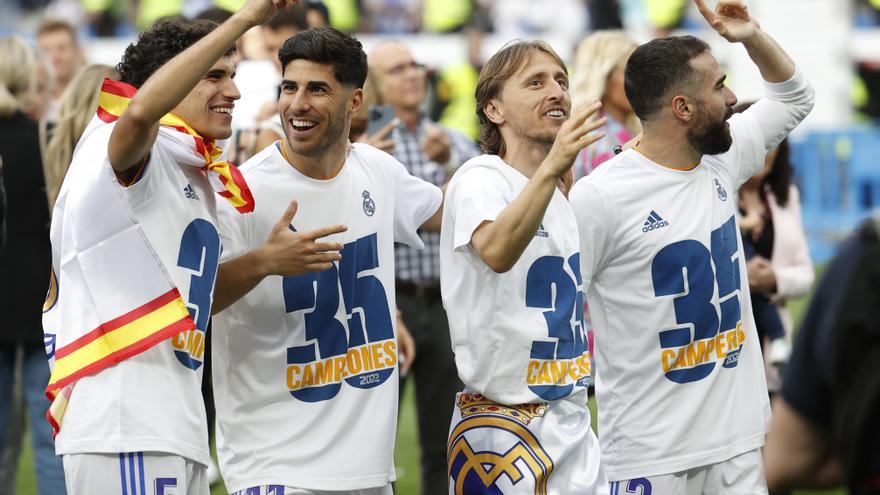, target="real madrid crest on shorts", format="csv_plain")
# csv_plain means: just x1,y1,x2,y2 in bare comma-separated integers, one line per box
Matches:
714,178,728,201
362,190,376,216
448,393,553,494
